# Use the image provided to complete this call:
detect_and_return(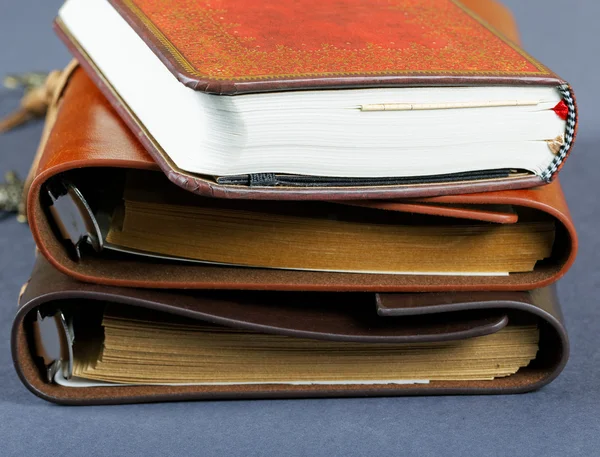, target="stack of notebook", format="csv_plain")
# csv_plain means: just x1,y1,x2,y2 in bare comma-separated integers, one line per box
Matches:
10,0,577,404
